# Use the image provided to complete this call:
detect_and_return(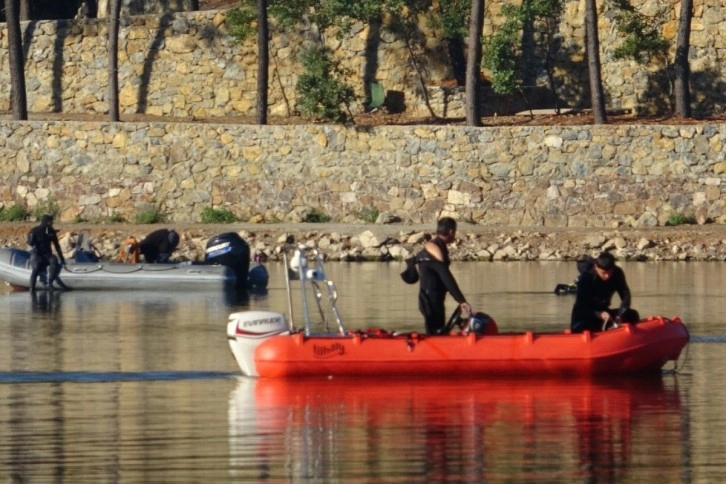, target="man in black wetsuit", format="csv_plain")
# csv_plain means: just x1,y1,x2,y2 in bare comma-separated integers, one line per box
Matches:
27,214,67,292
139,228,180,263
570,252,640,333
417,217,472,335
